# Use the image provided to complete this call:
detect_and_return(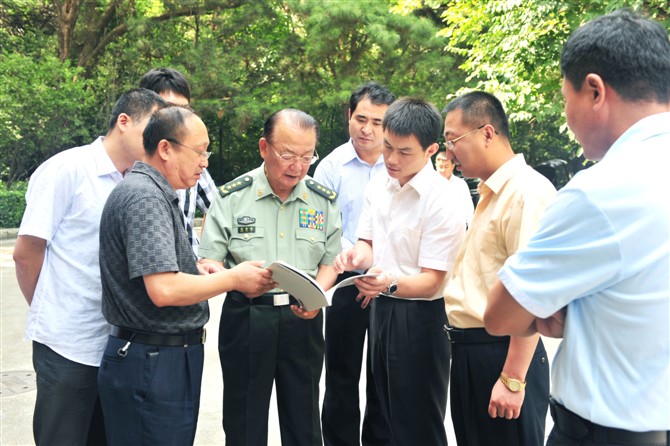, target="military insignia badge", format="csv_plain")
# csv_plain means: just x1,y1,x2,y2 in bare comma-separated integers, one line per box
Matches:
237,216,256,225
299,208,324,230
